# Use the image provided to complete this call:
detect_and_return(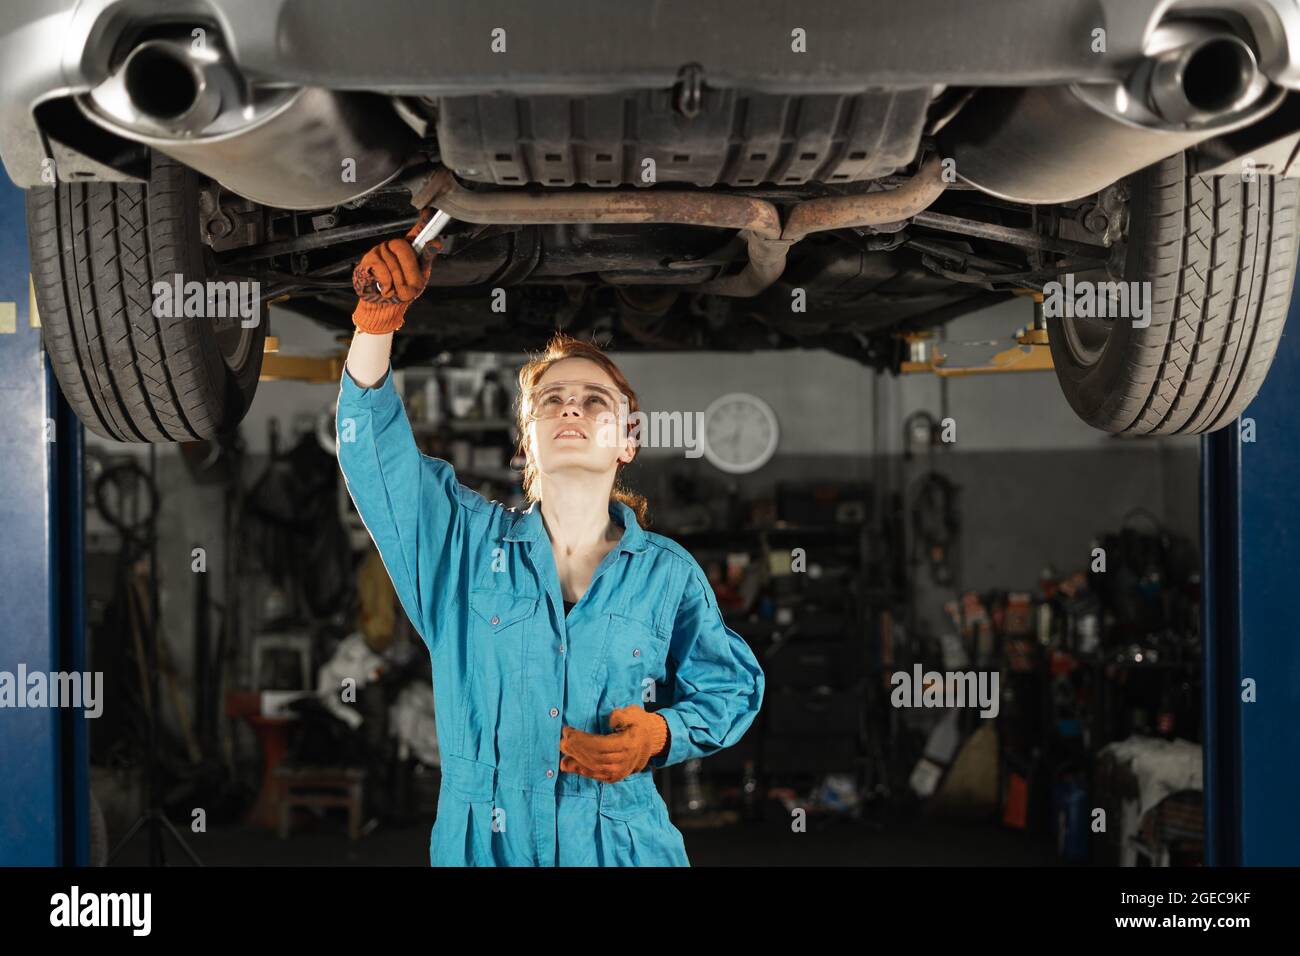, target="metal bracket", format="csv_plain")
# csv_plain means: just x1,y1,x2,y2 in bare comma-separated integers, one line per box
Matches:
899,322,1053,378
257,336,347,383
